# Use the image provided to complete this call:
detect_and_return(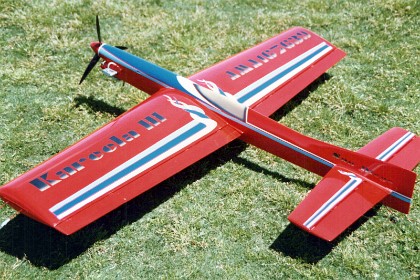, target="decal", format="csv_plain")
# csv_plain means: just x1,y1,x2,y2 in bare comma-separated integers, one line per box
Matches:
376,132,415,162
197,79,228,96
29,131,140,191
49,97,217,219
29,121,170,191
303,171,362,229
138,112,167,130
235,42,332,106
226,30,311,80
